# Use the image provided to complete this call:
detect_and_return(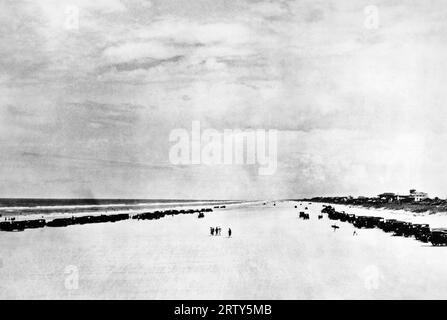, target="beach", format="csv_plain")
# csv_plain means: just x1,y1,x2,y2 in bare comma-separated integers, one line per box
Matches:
1,201,447,299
